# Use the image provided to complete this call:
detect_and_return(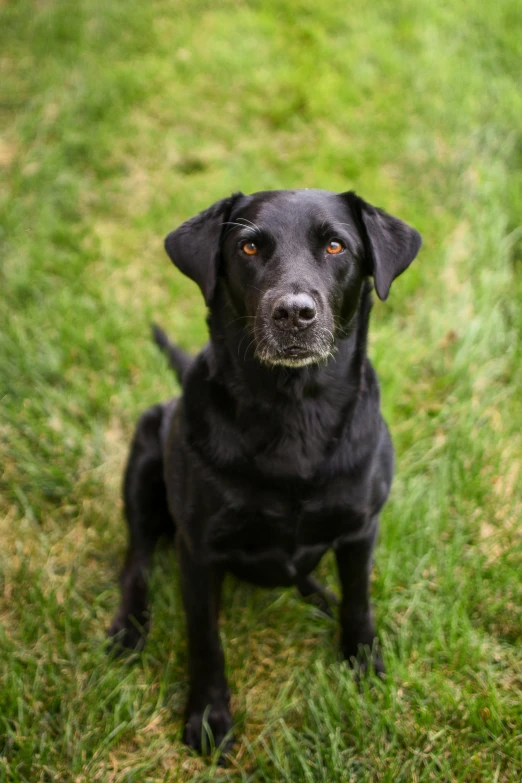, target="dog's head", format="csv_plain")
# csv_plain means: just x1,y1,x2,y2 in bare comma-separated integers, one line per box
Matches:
165,189,421,367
